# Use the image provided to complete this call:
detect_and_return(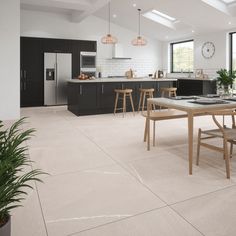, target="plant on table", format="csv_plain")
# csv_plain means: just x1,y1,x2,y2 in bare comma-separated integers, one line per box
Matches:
0,118,44,235
216,69,236,93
